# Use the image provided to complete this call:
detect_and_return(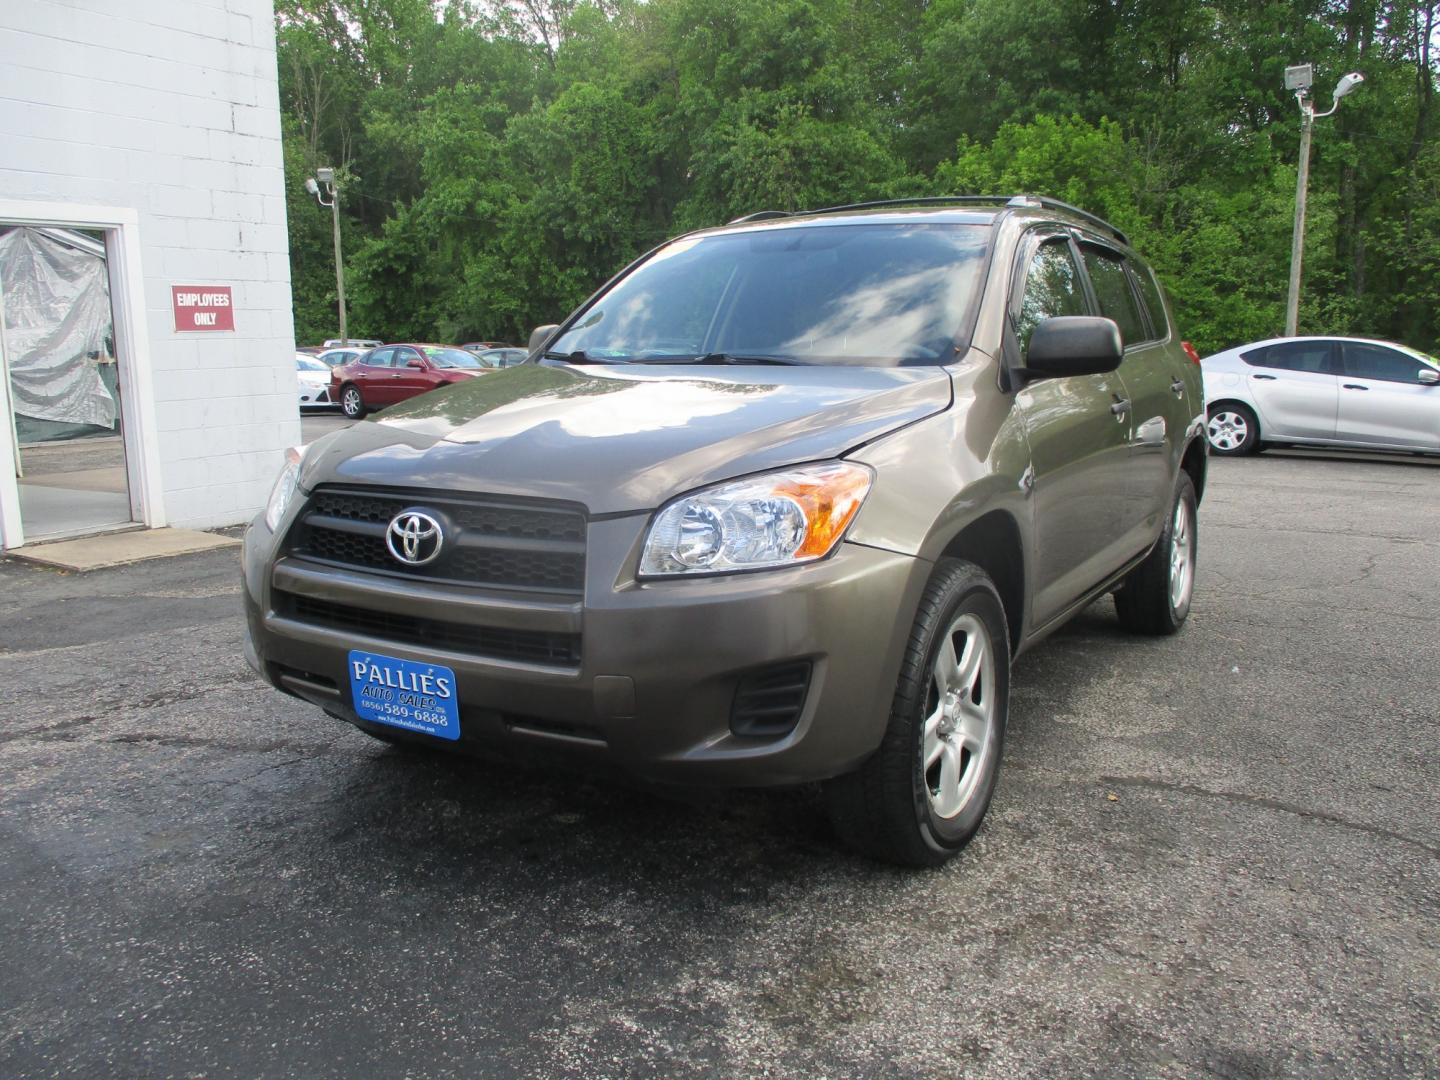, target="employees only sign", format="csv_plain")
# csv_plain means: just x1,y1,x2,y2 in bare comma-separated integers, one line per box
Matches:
171,285,234,332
